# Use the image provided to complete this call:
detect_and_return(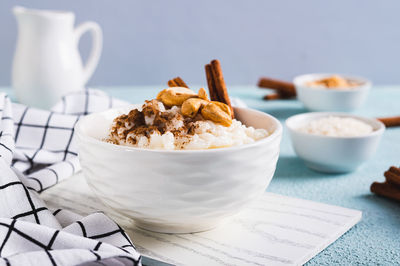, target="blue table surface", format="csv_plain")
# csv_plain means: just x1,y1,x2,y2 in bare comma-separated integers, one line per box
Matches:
1,86,399,265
